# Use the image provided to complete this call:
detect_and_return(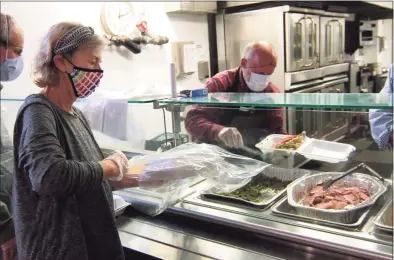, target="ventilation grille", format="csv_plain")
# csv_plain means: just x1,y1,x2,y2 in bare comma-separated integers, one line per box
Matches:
327,5,348,13
295,1,323,9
